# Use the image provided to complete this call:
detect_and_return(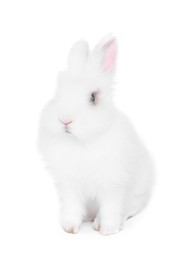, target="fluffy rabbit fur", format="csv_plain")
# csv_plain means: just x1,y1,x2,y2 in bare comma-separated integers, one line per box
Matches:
38,35,154,235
